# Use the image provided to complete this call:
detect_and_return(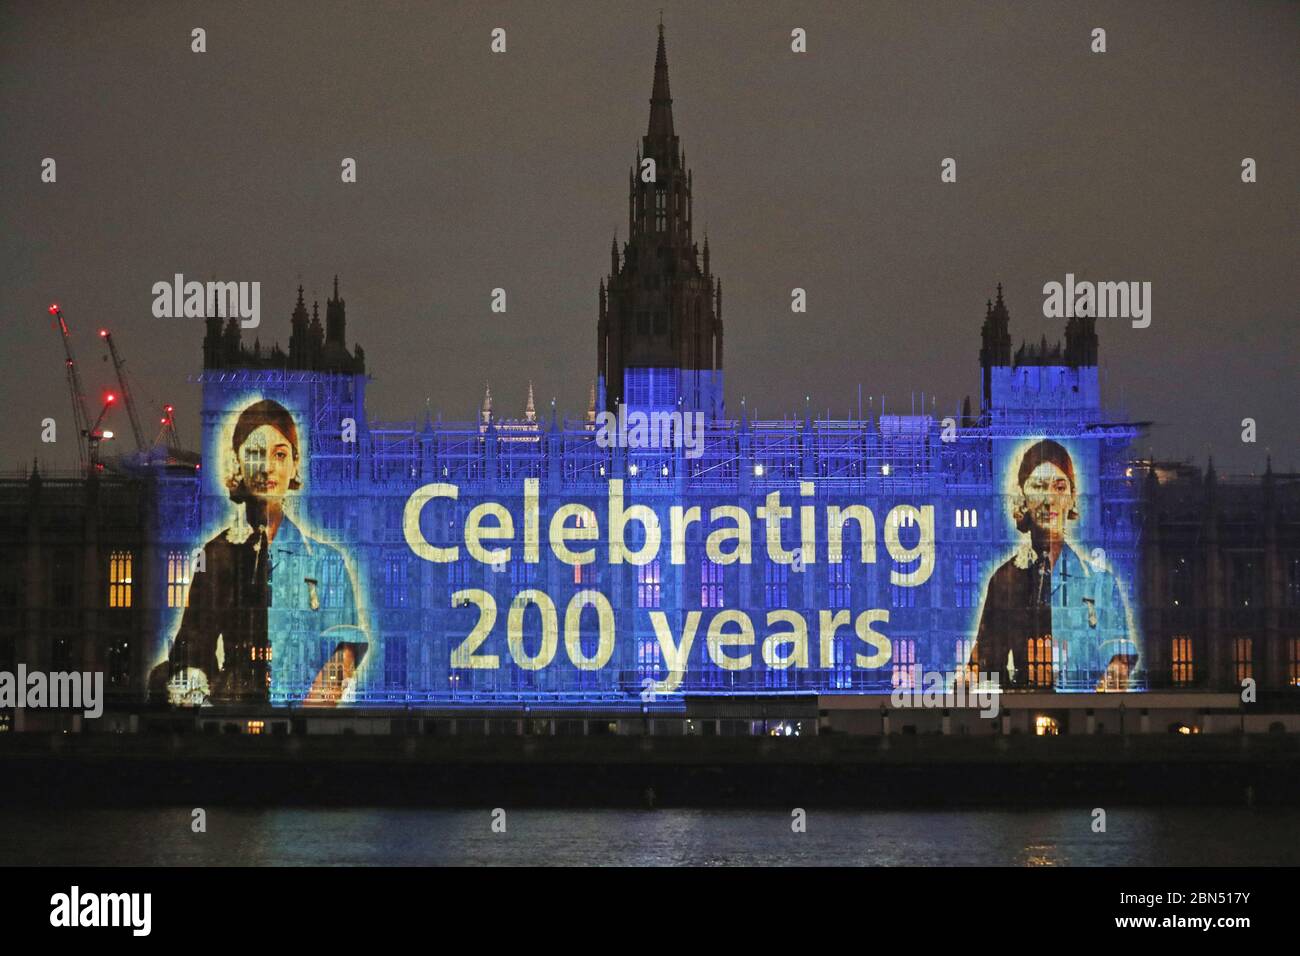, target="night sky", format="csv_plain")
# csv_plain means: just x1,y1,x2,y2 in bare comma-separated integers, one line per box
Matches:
2,0,1295,475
